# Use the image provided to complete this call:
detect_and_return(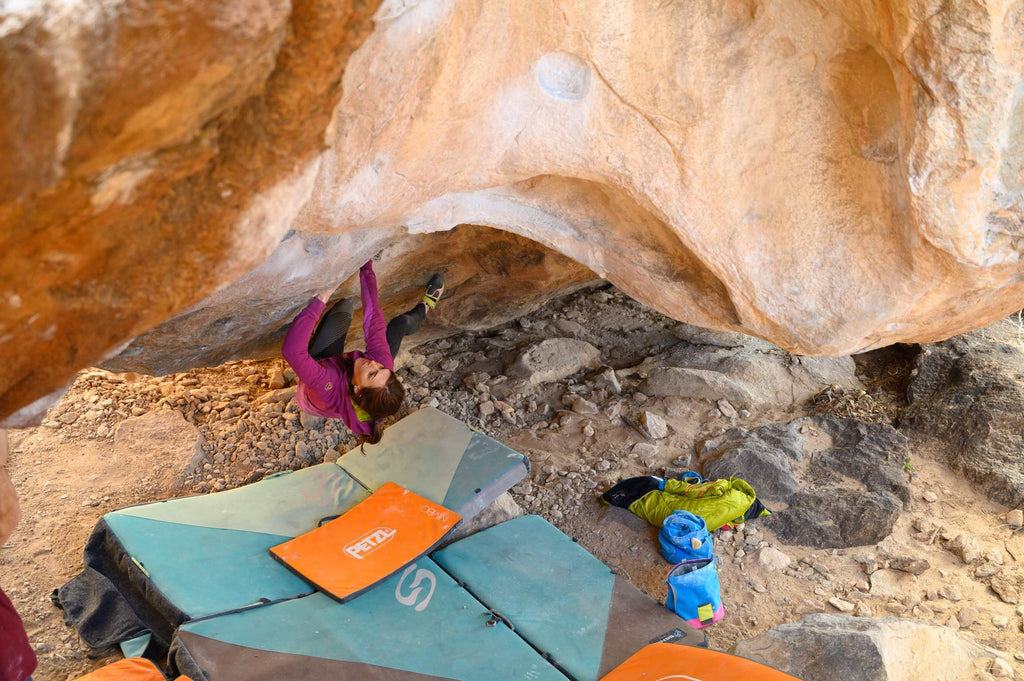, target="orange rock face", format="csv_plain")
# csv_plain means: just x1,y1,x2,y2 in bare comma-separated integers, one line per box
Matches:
0,0,379,423
3,0,1024,424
